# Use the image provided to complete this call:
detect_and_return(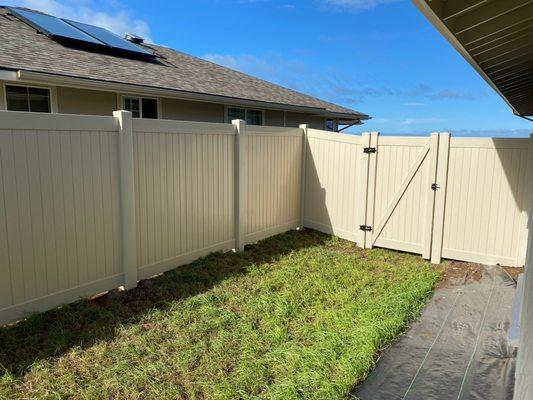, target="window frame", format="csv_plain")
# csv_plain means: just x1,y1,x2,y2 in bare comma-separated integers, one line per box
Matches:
225,105,265,126
3,83,53,113
121,95,160,119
